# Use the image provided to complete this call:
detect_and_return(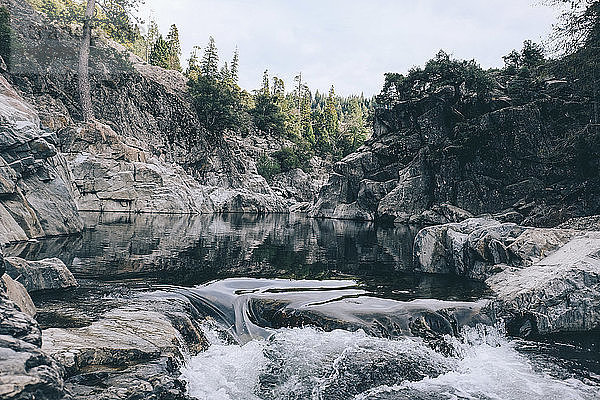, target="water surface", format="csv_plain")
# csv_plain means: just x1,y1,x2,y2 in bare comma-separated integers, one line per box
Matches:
6,212,599,399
